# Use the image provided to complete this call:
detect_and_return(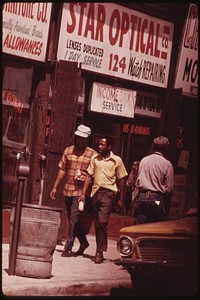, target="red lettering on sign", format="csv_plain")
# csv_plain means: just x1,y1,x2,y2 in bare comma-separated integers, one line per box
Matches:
3,33,43,56
122,124,150,136
3,2,34,19
184,4,198,50
37,3,48,23
119,12,129,47
154,23,160,58
135,17,141,52
84,3,95,38
67,3,105,42
129,15,137,50
65,3,171,60
109,9,120,46
95,4,105,42
78,3,87,36
140,19,148,53
67,3,77,33
146,21,154,55
2,90,23,113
